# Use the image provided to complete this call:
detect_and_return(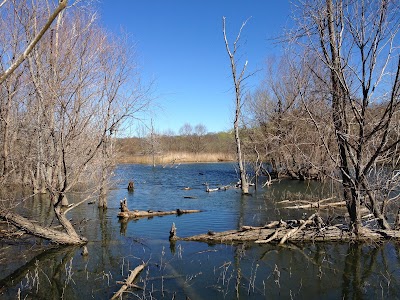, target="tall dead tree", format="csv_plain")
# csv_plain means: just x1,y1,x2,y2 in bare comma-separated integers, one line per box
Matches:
222,16,250,194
